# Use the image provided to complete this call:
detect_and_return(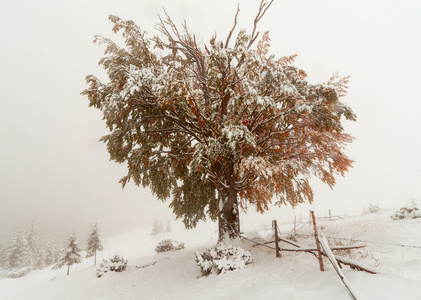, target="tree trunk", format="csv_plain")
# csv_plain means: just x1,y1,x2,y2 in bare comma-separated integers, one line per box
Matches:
218,173,240,242
67,264,70,276
216,154,241,242
94,251,97,265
